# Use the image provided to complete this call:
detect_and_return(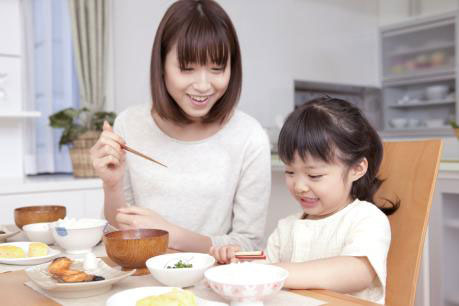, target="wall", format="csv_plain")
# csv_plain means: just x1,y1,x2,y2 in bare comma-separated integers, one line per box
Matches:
290,0,380,87
110,0,381,127
379,0,459,25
